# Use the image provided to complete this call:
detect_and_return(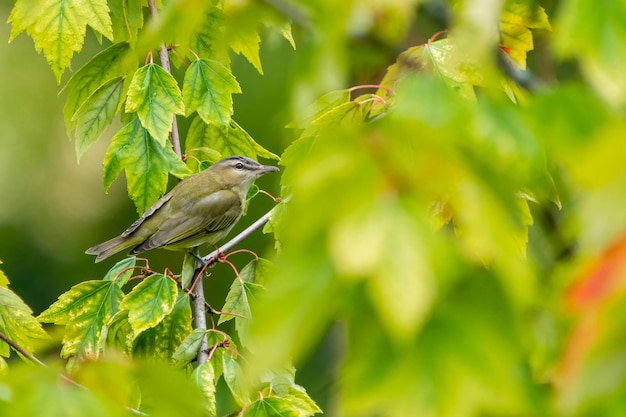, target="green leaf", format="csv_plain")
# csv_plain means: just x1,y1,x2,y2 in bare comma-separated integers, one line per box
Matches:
105,310,133,353
190,5,230,65
132,293,192,362
120,274,178,335
186,117,279,161
0,261,8,288
185,147,223,173
102,256,137,287
183,58,241,125
192,361,217,417
62,42,132,131
73,77,125,161
219,259,271,344
243,397,301,417
8,0,114,83
283,386,322,416
38,280,123,359
125,64,185,146
228,27,263,74
222,354,251,406
173,328,207,365
0,287,48,359
289,89,351,129
108,0,145,44
103,116,191,214
381,38,484,101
